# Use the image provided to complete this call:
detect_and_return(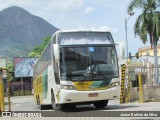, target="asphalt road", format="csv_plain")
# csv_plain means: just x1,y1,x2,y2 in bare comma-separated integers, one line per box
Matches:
4,95,160,111
3,95,160,119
